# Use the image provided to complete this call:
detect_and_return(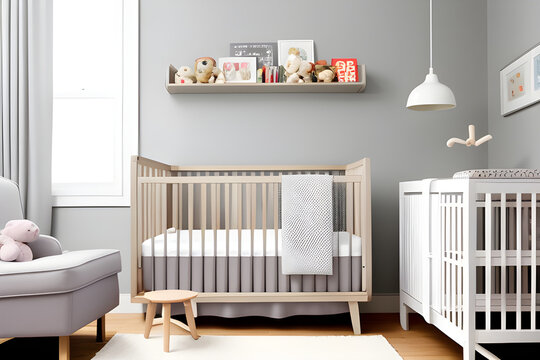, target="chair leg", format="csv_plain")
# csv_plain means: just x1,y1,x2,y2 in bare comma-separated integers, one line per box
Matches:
59,336,70,360
144,303,157,339
184,300,200,340
163,304,171,352
96,315,106,342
